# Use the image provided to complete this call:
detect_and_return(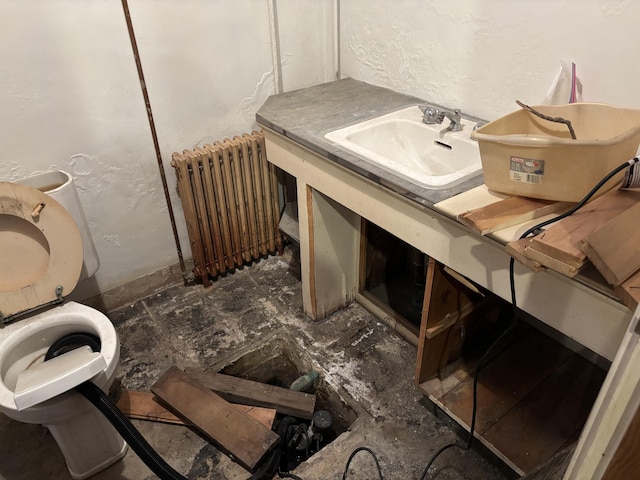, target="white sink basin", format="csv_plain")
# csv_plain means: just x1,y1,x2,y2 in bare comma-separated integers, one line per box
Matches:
324,106,482,190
